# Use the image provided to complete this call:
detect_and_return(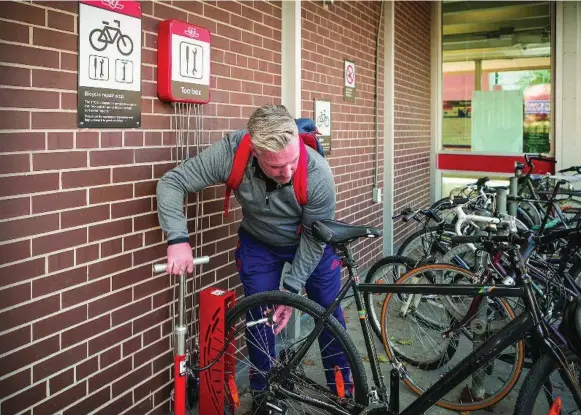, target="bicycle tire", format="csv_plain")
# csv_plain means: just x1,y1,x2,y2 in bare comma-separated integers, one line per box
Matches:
513,353,581,415
380,263,524,412
224,290,369,412
363,255,417,340
89,28,107,51
396,225,456,261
